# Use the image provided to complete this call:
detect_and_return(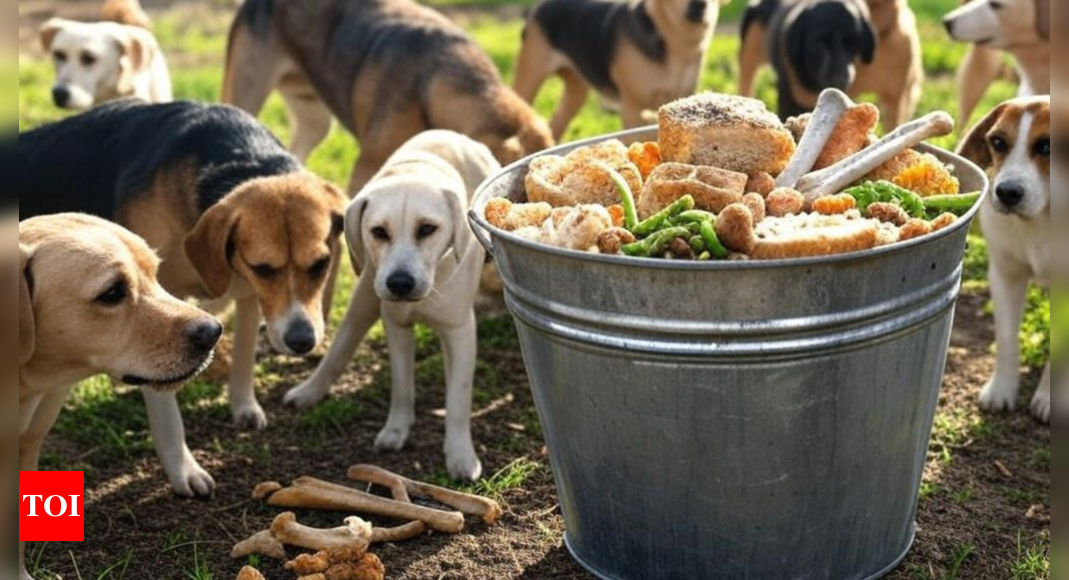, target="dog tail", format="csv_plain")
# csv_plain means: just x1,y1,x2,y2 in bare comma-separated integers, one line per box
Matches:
101,0,152,29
